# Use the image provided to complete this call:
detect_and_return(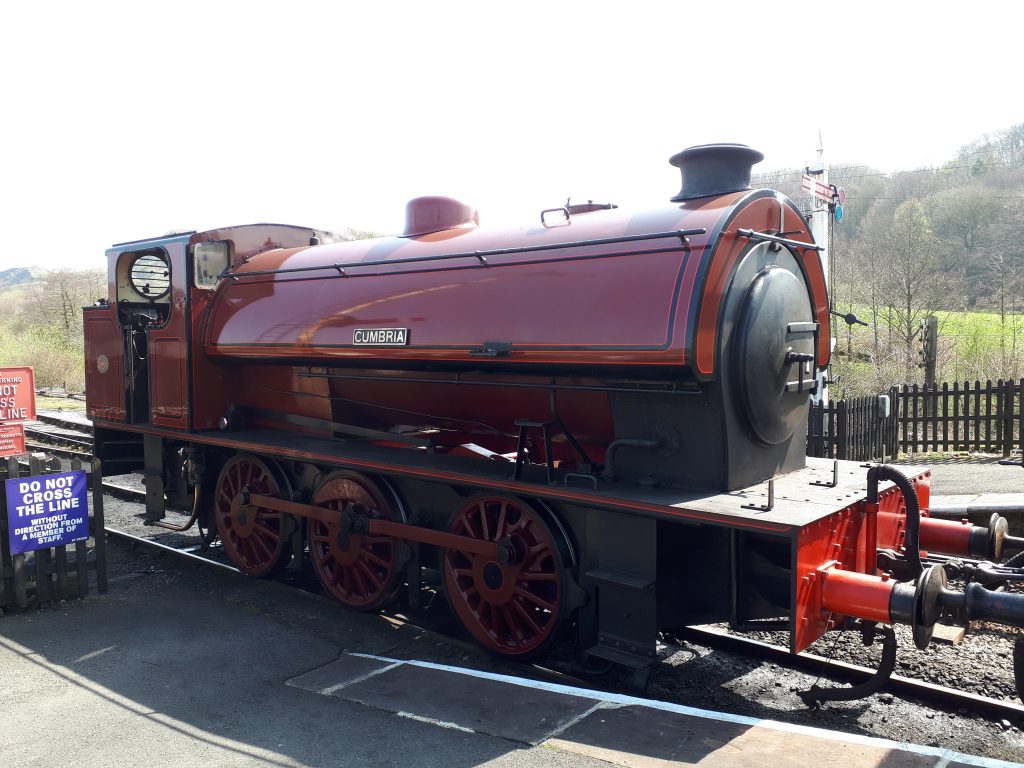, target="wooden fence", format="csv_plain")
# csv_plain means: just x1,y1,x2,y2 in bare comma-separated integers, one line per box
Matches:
808,392,898,462
808,379,1024,461
895,379,1022,456
0,454,107,611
